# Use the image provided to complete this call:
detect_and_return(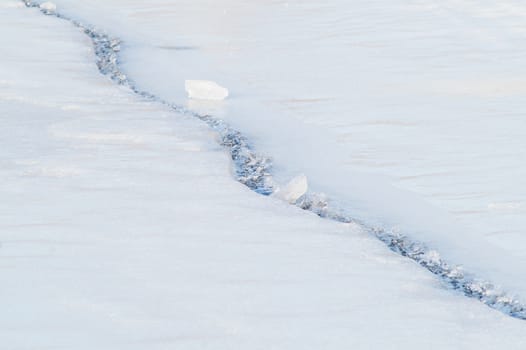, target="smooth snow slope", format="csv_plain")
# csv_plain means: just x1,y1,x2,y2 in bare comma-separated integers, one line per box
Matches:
2,1,526,349
45,0,526,299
